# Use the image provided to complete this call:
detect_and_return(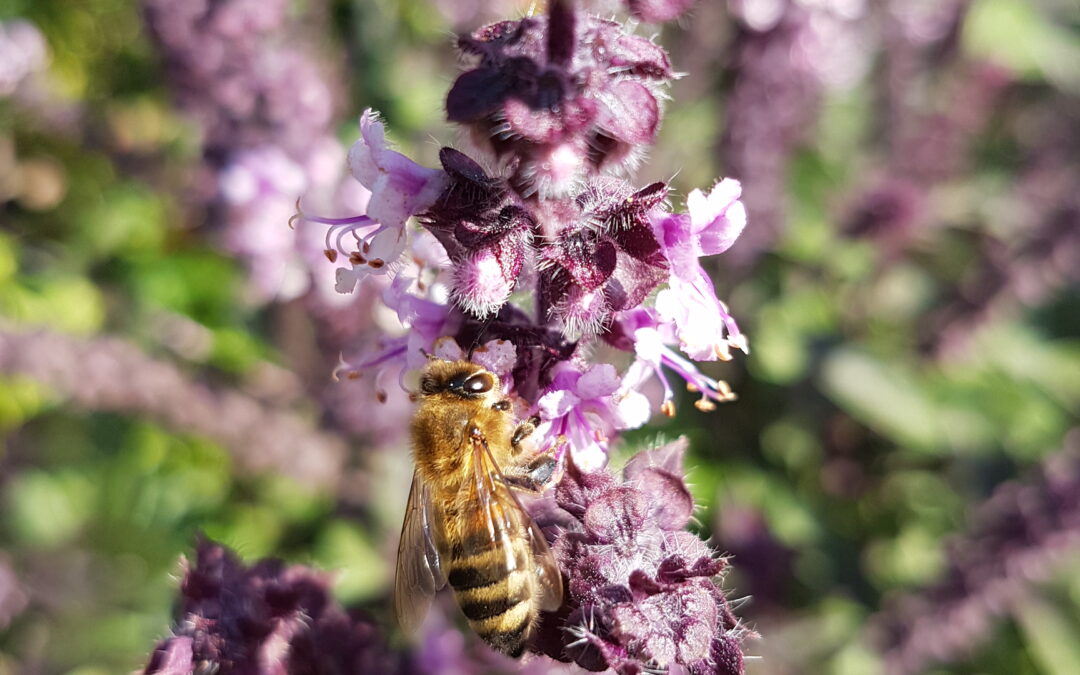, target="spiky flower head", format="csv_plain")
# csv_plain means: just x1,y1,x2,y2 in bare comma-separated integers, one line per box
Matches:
420,148,533,317
531,438,751,674
143,539,399,675
537,178,670,337
447,0,674,196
